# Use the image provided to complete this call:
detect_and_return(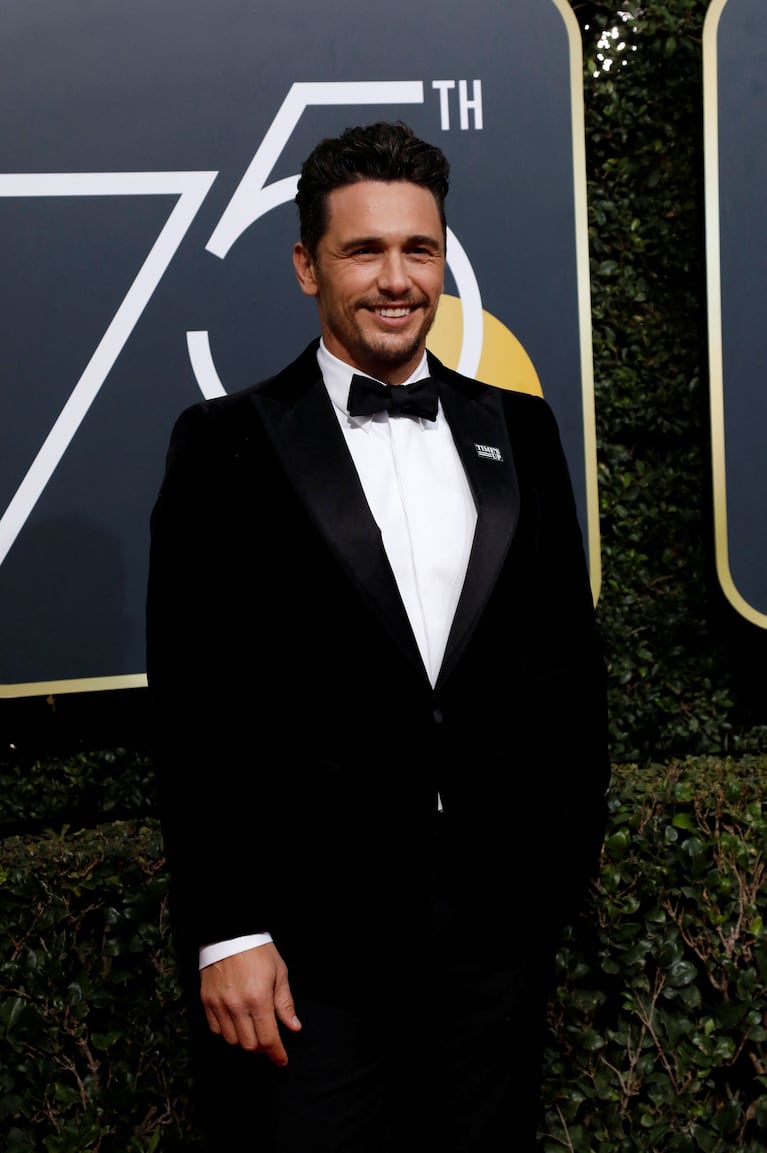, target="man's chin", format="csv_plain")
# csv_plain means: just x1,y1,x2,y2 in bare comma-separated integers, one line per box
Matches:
361,332,429,368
